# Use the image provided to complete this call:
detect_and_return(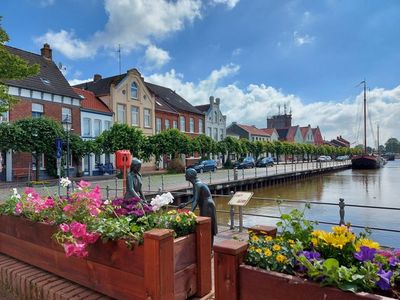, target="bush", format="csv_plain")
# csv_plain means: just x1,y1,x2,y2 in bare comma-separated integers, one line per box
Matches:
167,158,186,174
223,159,233,169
